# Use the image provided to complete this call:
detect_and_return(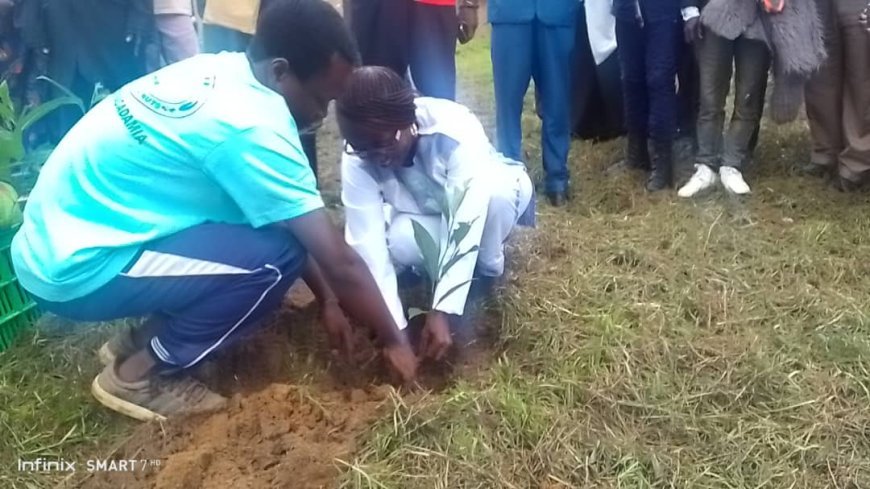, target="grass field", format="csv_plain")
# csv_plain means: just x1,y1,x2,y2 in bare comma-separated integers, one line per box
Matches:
3,26,870,489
